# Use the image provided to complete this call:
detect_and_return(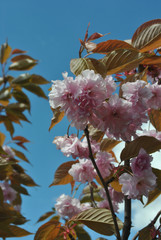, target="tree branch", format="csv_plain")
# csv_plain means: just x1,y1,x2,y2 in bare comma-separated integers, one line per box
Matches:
121,158,132,240
84,126,121,240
